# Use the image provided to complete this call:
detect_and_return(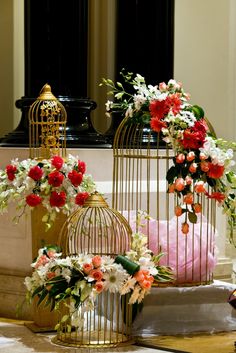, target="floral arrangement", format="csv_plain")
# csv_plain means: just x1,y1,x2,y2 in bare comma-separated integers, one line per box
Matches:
100,71,236,240
24,232,173,329
0,154,96,230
